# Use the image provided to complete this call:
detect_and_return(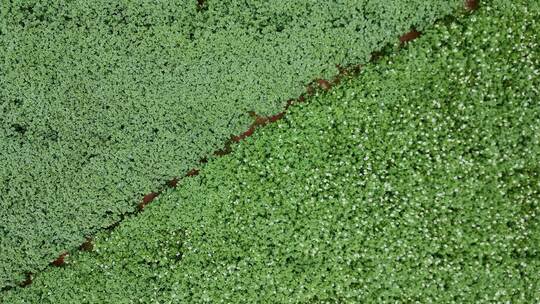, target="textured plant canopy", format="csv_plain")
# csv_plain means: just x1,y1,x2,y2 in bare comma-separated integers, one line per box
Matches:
0,0,463,287
2,0,539,302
